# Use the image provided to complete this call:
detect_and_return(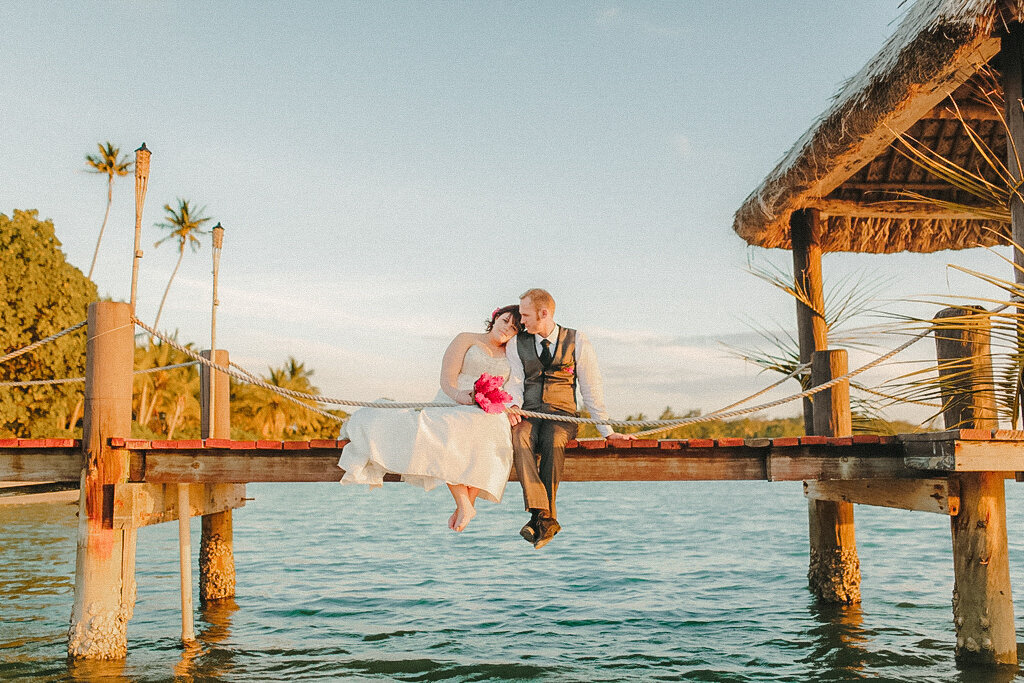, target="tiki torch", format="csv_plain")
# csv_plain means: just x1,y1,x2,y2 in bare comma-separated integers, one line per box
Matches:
130,143,151,314
209,223,225,433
